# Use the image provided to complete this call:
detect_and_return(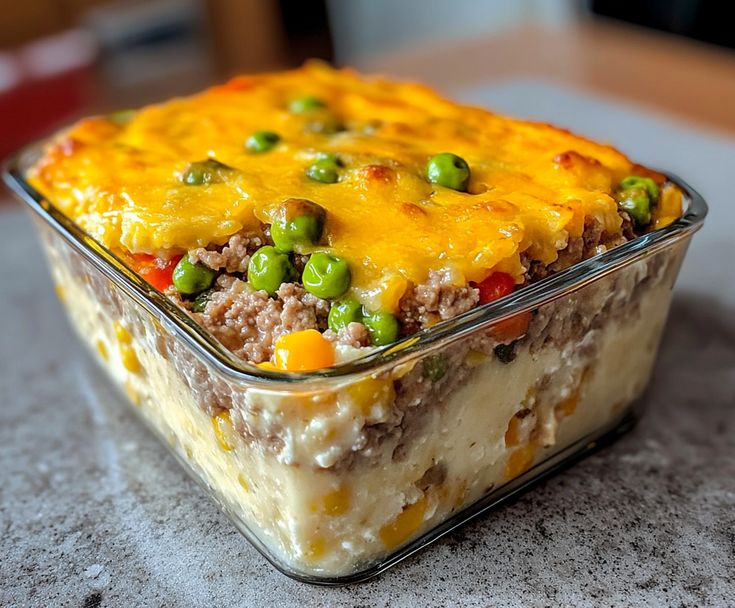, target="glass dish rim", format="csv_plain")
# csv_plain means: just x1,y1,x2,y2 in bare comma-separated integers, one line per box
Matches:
3,141,708,386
